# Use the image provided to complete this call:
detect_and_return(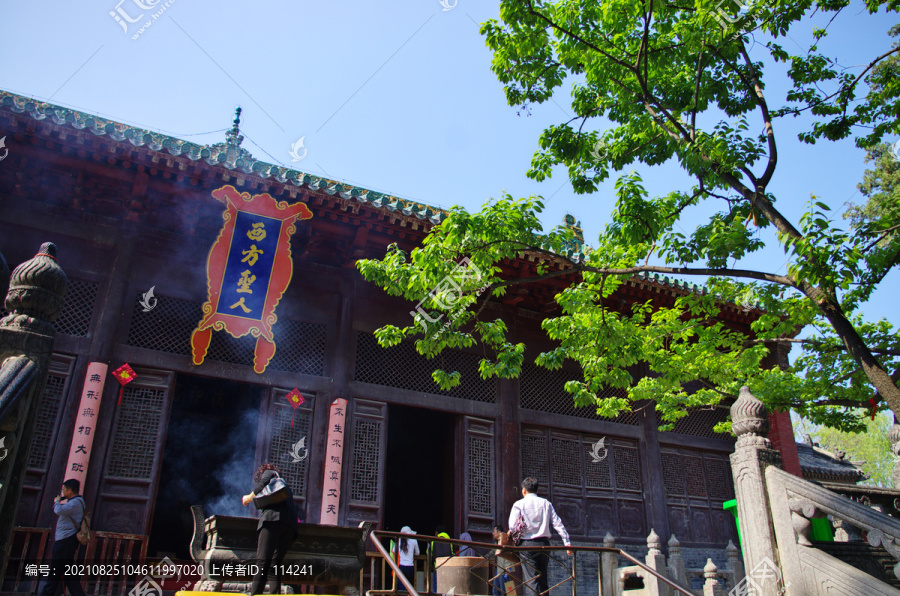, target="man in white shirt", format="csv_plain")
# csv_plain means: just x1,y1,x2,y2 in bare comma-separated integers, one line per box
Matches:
507,477,572,596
